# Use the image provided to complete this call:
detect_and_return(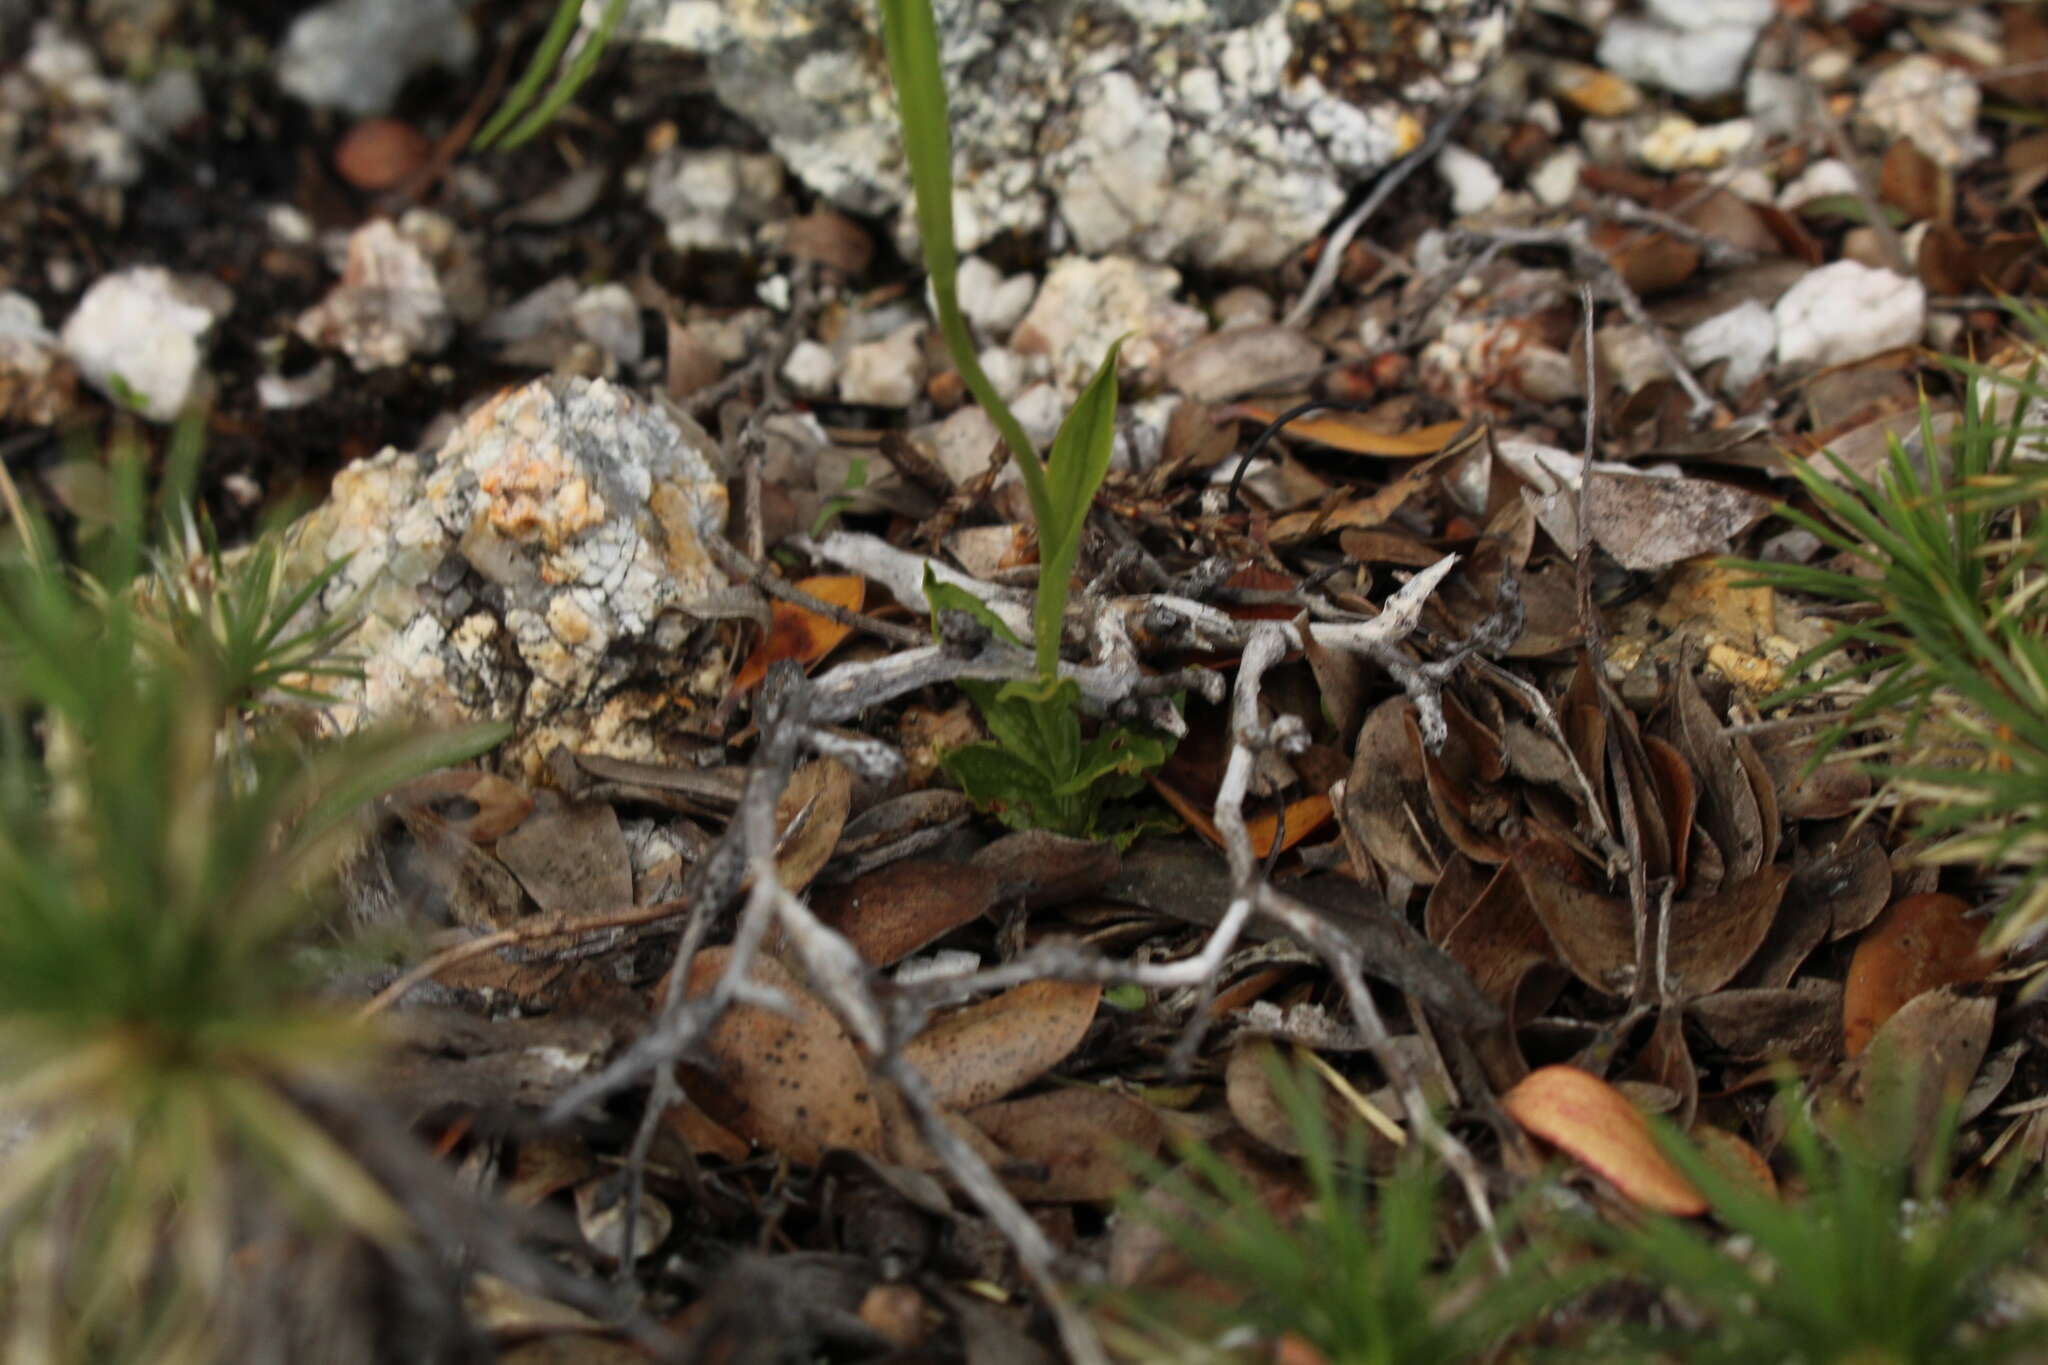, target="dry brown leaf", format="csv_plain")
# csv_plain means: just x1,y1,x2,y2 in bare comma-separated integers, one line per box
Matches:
902,980,1101,1111
1516,839,1785,998
1842,892,1997,1058
1690,982,1842,1064
968,1088,1163,1201
731,575,866,694
1592,222,1700,296
1692,1124,1777,1201
1224,1039,1378,1157
1501,1065,1706,1215
1426,857,1569,1028
390,769,535,842
1341,698,1445,884
496,800,635,916
812,860,998,967
774,758,853,893
680,949,884,1164
1660,666,1767,882
1836,987,1996,1167
1578,471,1774,572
